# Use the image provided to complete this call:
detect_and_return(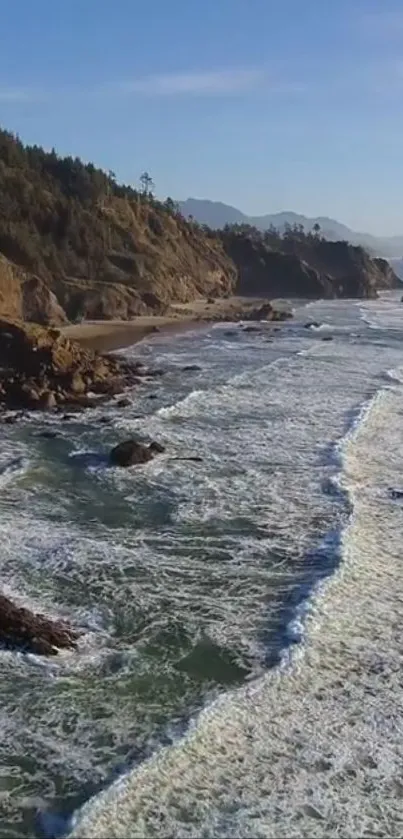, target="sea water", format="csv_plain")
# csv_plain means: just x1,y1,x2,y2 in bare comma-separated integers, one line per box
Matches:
0,293,403,837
